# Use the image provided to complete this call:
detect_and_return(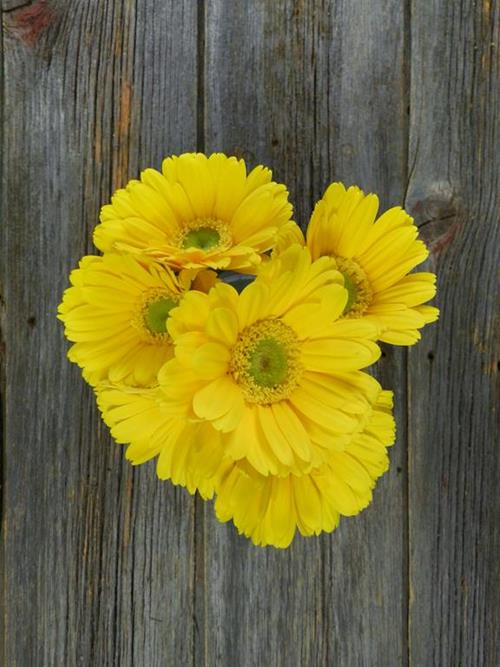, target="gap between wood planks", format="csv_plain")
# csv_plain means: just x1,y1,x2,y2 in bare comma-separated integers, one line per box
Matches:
193,2,207,666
